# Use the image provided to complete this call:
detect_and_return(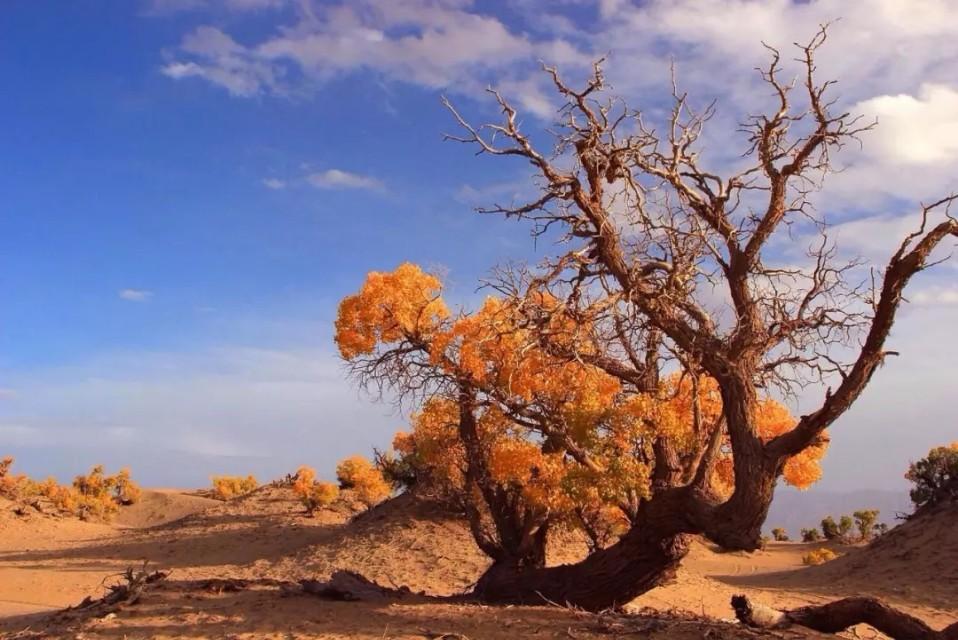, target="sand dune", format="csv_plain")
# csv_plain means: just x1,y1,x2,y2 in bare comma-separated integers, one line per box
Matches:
0,487,954,639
